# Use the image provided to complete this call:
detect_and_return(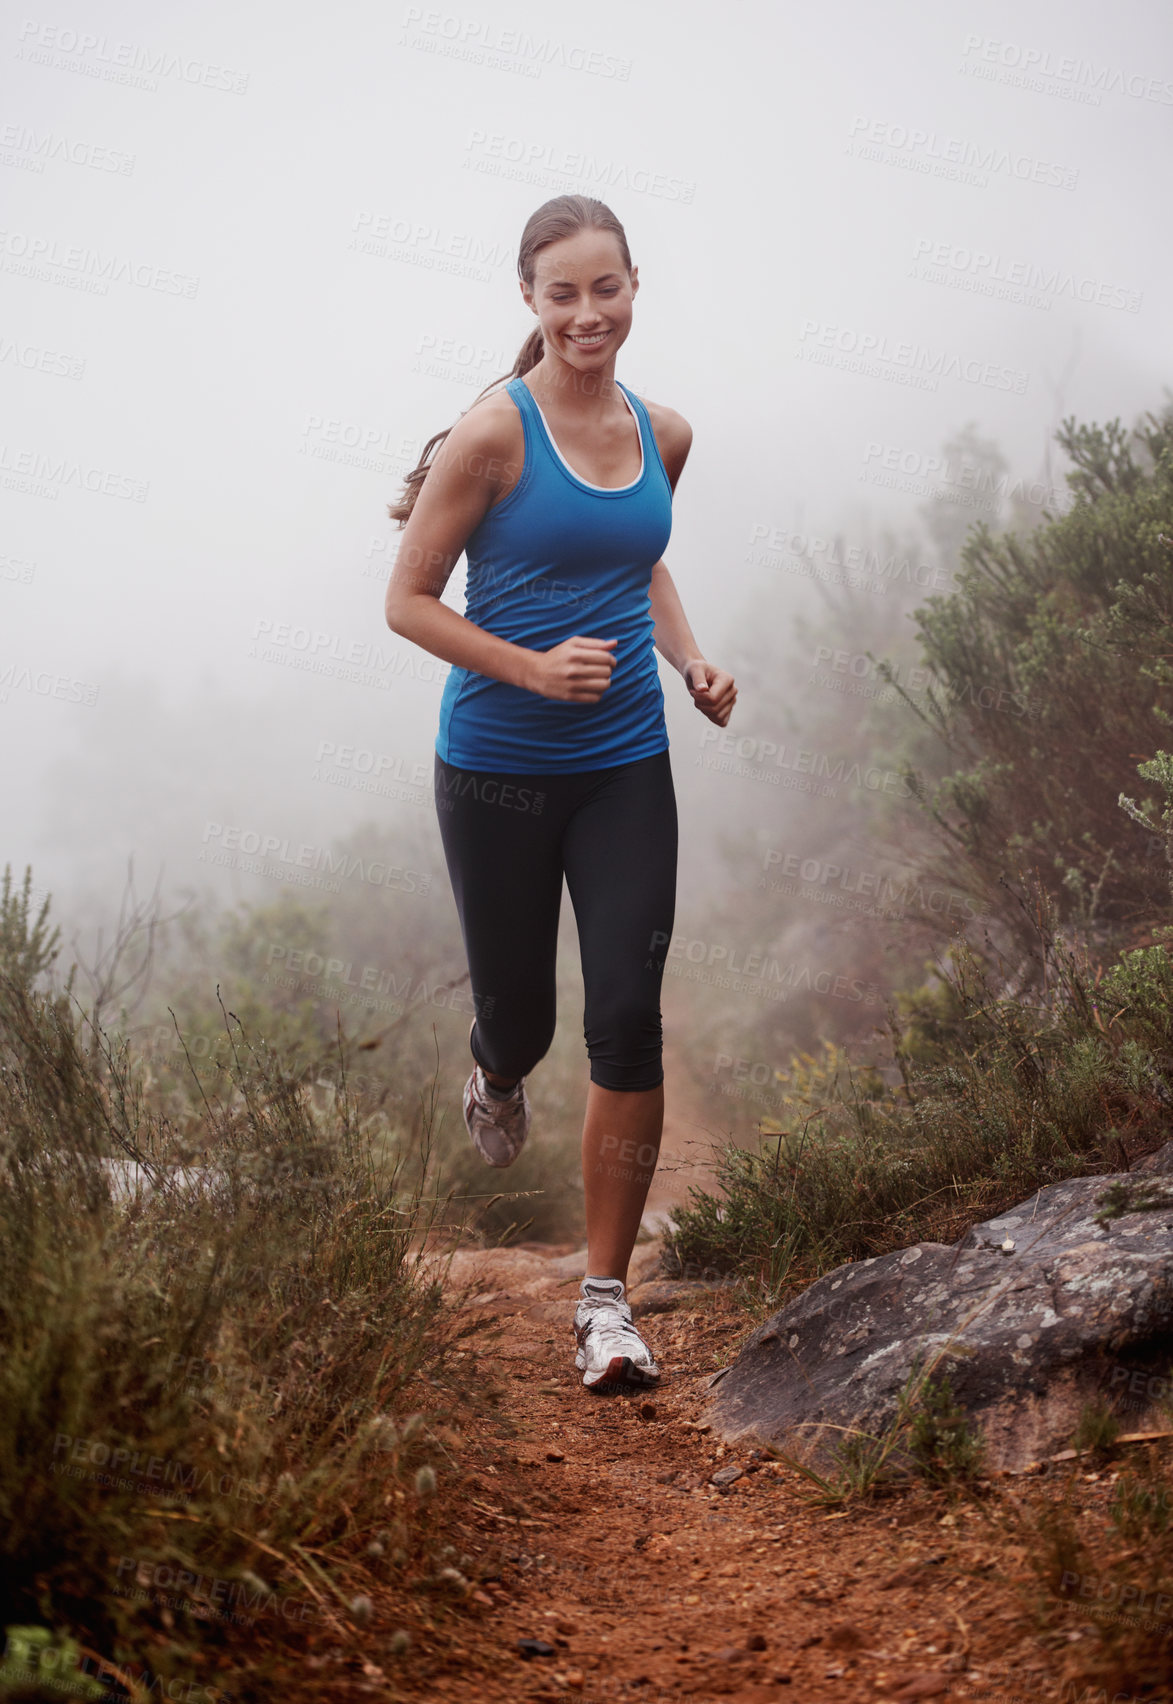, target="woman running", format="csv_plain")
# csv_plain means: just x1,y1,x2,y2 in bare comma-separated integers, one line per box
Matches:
384,194,736,1392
